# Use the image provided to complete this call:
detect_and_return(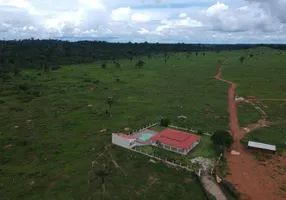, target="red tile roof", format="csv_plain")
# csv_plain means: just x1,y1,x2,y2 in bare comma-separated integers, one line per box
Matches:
151,128,201,150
